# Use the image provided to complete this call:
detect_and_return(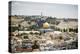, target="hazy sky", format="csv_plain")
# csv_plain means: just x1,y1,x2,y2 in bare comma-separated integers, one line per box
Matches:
11,1,78,18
